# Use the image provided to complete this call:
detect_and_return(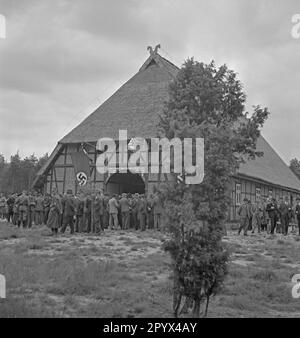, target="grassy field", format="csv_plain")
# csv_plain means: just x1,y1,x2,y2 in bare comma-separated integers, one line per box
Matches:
0,221,300,318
